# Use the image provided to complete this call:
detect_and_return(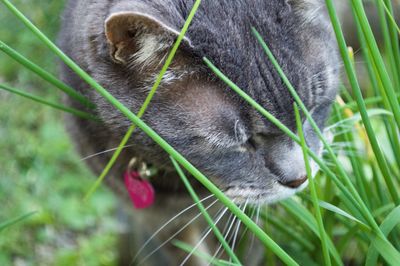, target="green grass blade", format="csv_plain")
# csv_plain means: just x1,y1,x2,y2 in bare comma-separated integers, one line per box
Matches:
294,103,331,266
343,94,400,110
0,40,94,108
374,0,400,90
328,108,393,128
366,206,400,266
172,240,231,266
369,234,400,264
372,203,396,218
83,0,202,200
318,201,370,231
0,83,98,121
332,104,372,209
281,199,343,266
380,0,400,35
0,211,37,232
171,157,241,265
381,0,400,84
265,214,315,252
